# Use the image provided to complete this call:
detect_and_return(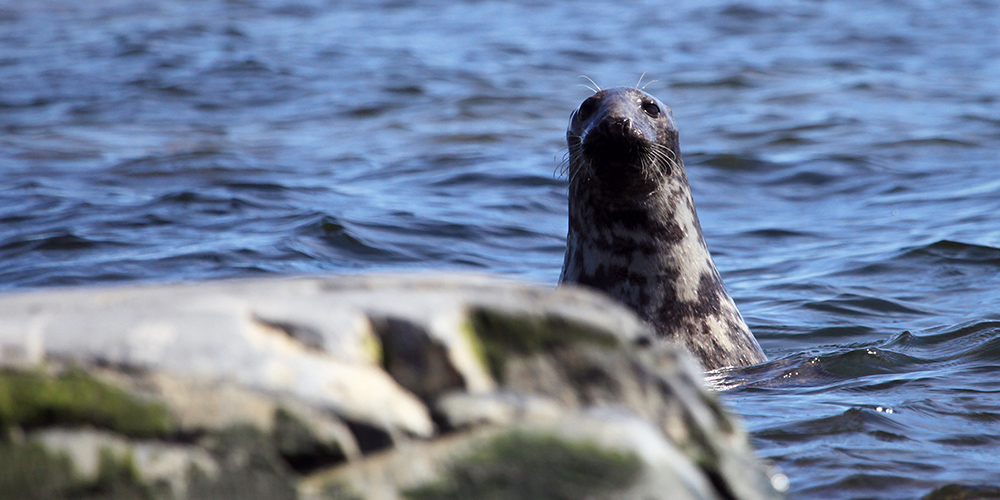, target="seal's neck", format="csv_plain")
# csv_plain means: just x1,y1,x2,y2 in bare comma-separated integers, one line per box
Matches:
560,171,766,370
560,171,719,317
